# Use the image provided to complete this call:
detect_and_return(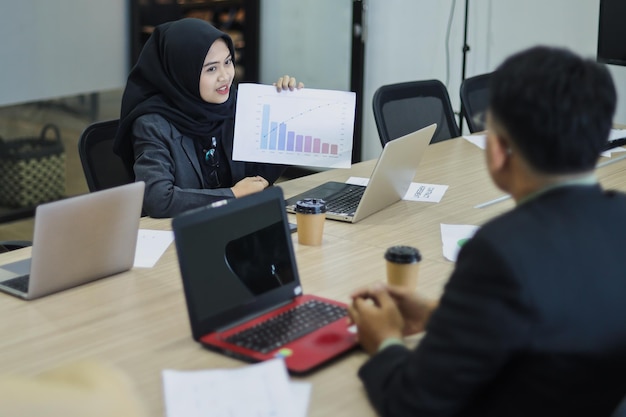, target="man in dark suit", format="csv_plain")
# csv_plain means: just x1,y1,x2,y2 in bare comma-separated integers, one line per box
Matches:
349,46,626,416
